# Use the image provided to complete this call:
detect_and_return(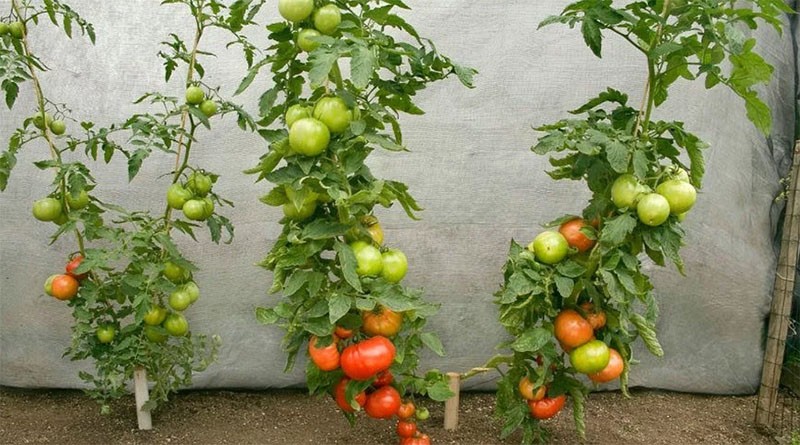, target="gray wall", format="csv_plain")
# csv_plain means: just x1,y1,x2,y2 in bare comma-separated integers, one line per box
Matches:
0,1,797,394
